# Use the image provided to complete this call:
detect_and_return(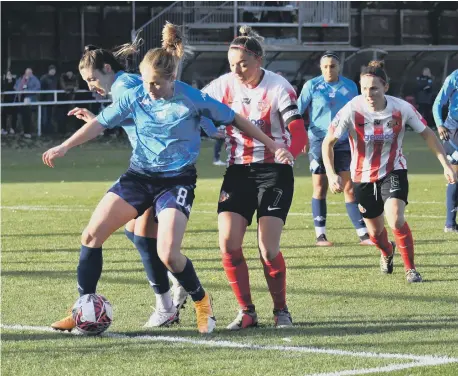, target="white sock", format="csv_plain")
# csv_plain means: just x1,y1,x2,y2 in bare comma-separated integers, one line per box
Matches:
155,290,173,311
315,226,326,237
168,271,181,289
